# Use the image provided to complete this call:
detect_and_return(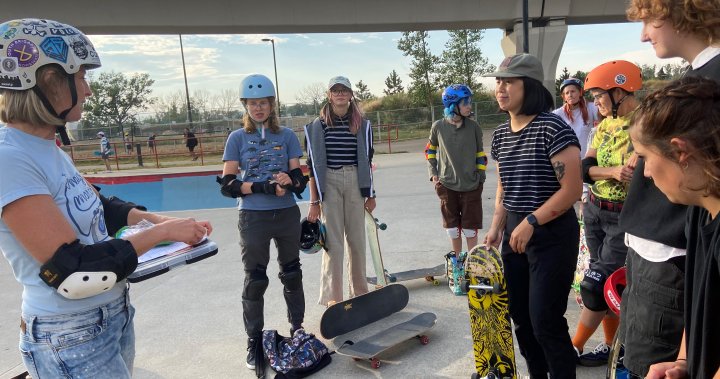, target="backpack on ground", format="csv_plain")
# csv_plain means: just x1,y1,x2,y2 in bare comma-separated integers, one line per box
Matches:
262,329,332,378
